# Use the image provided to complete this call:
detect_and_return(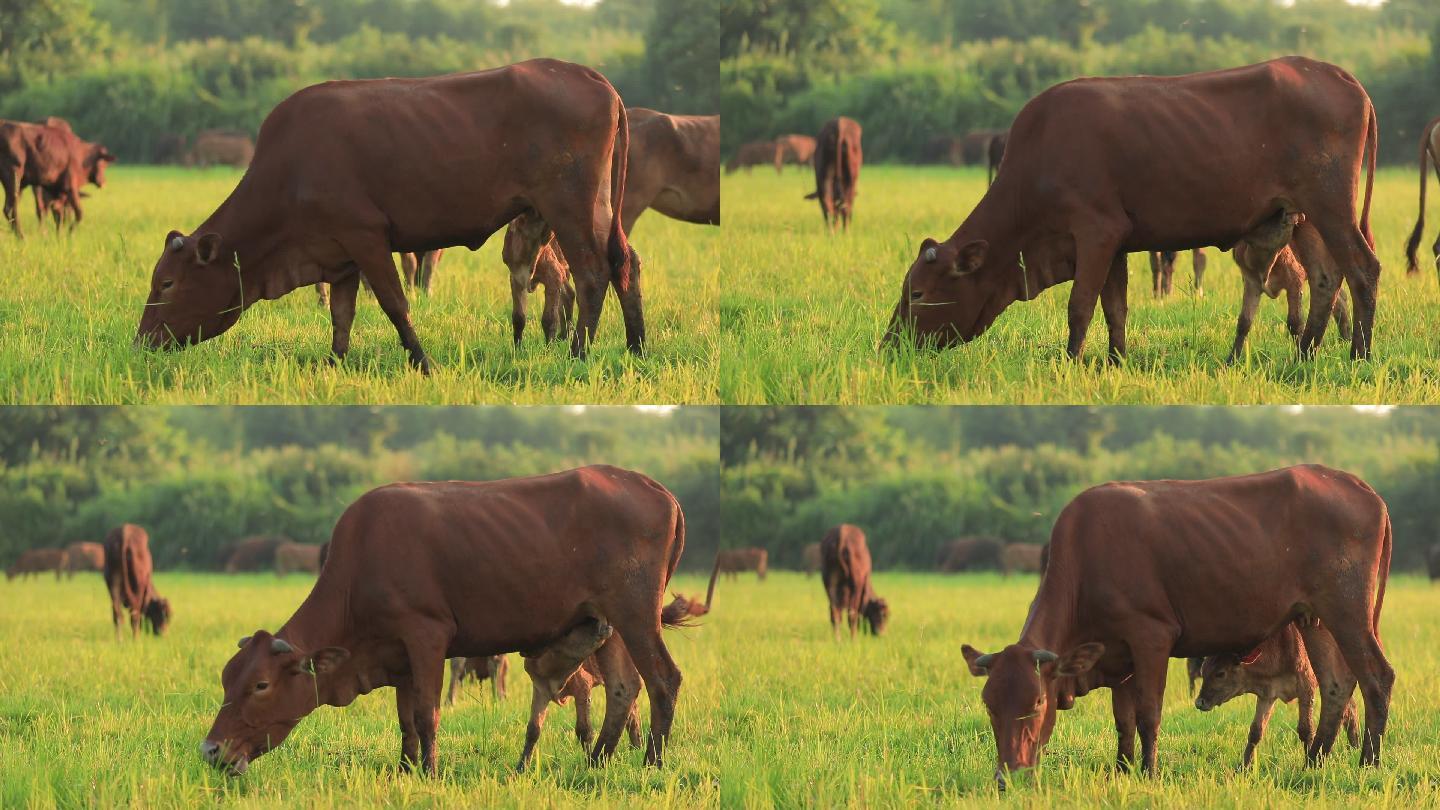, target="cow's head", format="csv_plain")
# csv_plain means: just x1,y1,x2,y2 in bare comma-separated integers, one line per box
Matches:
862,597,890,636
85,144,116,188
1193,653,1253,712
201,630,349,775
962,641,1104,789
884,237,1019,349
144,597,172,635
136,230,246,349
